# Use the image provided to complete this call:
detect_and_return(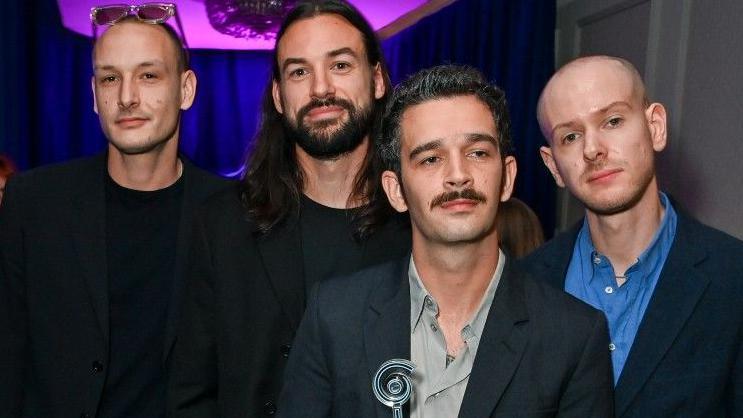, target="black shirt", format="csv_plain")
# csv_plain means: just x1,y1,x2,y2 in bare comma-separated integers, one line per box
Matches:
300,195,411,295
99,174,183,418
